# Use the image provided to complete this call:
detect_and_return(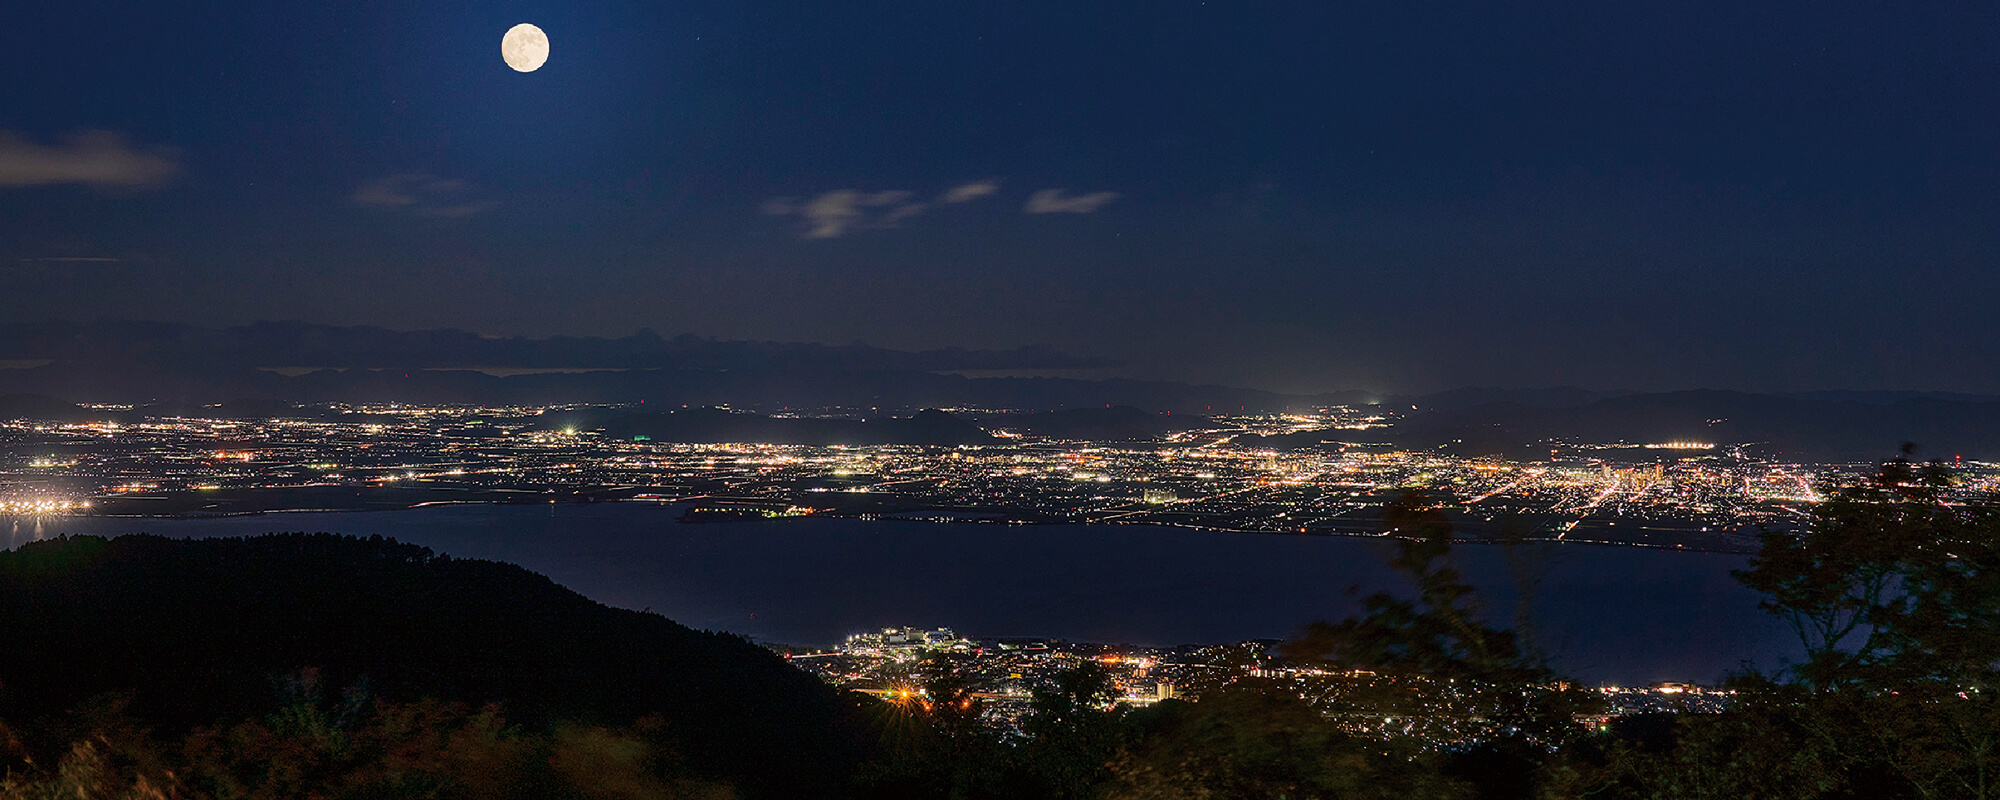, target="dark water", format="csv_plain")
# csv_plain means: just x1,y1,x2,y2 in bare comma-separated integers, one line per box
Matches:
5,504,1798,685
